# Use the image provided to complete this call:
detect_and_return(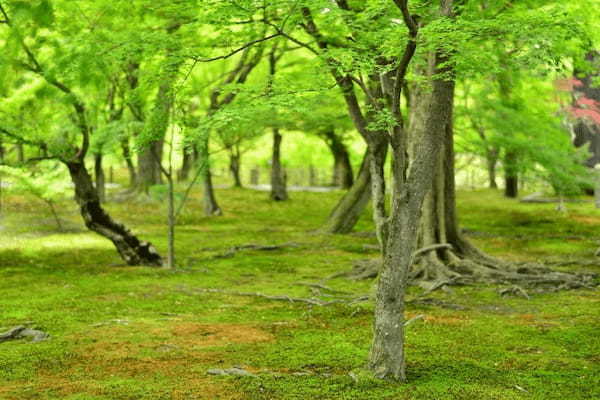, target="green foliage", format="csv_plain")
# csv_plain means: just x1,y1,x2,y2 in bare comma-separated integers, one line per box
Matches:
0,161,69,205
